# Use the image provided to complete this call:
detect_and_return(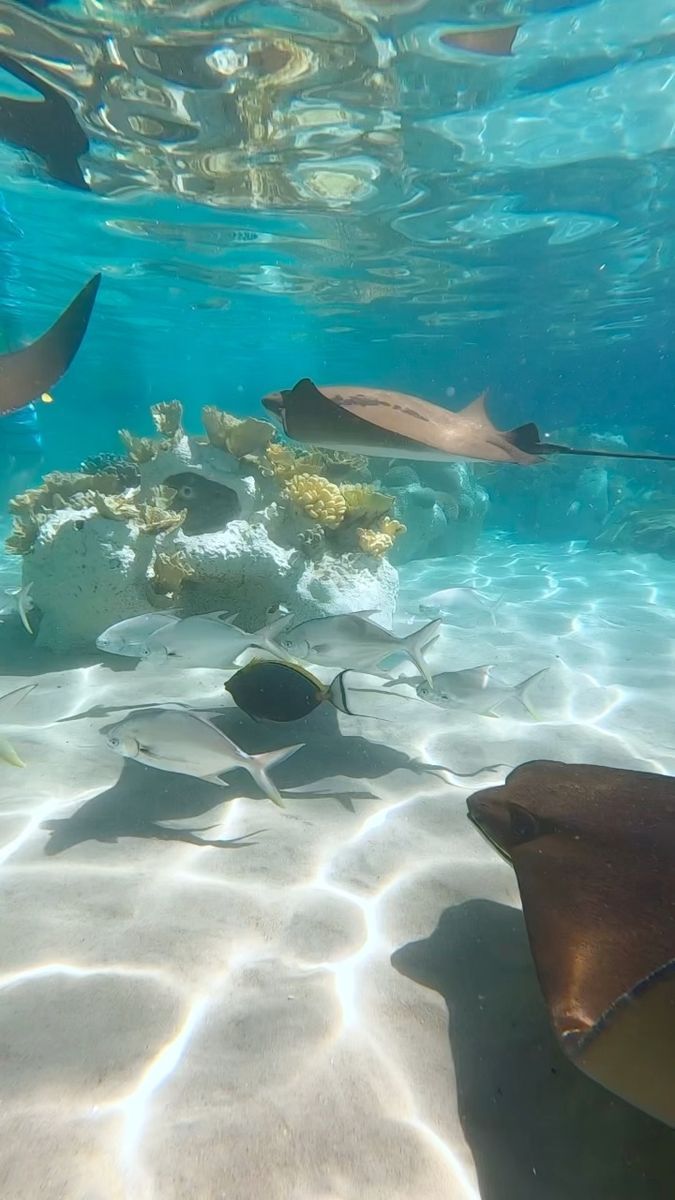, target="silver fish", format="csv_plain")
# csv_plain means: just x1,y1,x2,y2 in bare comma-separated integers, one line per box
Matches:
104,708,301,808
418,586,502,626
142,611,293,668
276,610,441,686
388,664,548,717
96,612,180,658
1,582,35,635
